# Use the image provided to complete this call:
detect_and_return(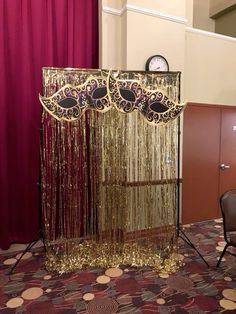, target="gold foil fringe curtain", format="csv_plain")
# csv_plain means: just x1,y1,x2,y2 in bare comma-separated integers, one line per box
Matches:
40,68,183,274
